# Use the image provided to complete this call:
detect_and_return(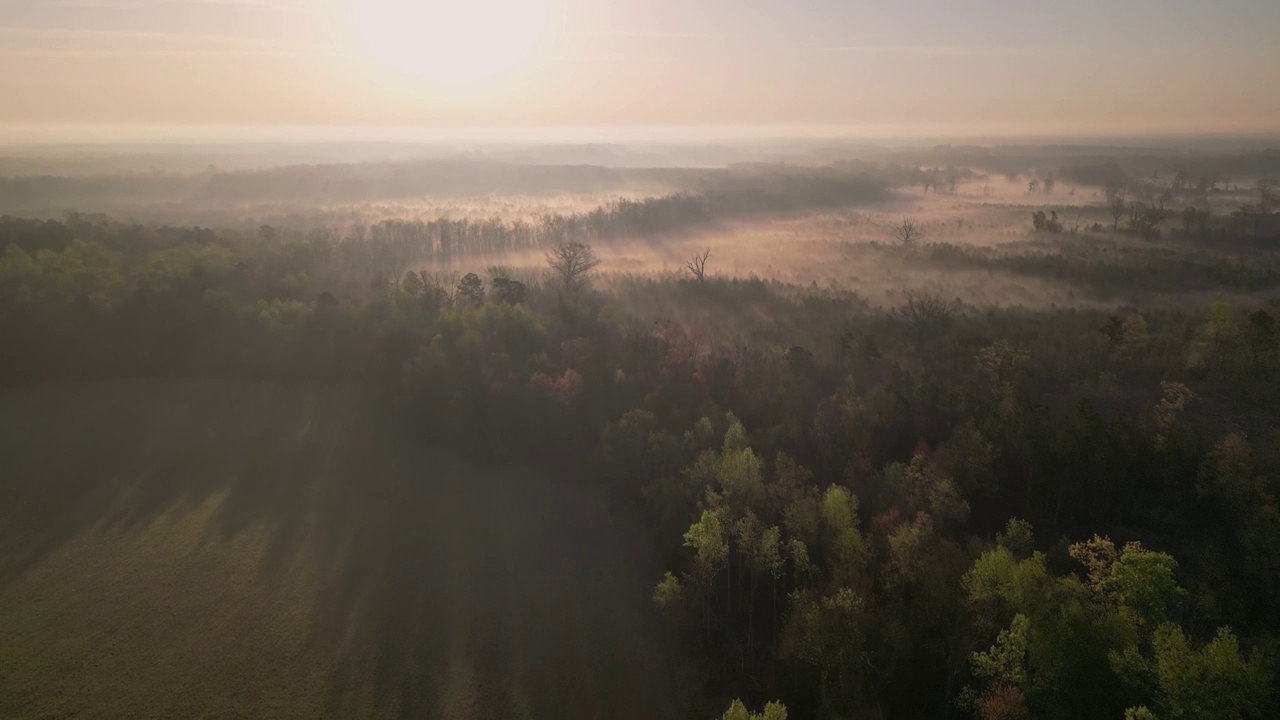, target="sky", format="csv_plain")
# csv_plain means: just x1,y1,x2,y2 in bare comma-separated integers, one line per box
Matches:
2,0,1279,139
